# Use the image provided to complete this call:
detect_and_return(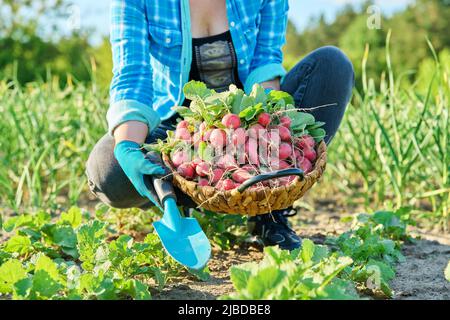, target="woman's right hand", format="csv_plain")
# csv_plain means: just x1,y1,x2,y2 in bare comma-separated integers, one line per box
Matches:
113,121,165,206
